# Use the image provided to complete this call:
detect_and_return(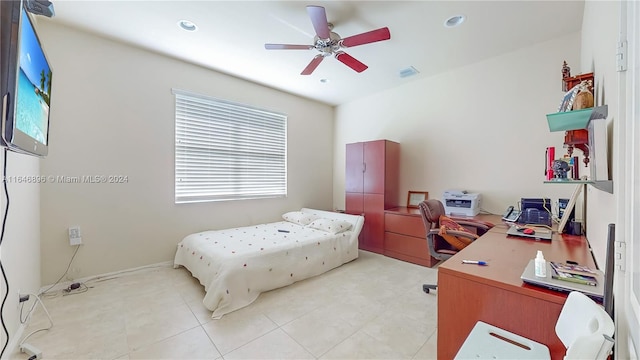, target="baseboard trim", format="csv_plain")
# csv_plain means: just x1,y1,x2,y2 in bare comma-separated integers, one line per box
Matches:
4,261,174,358
39,261,174,294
